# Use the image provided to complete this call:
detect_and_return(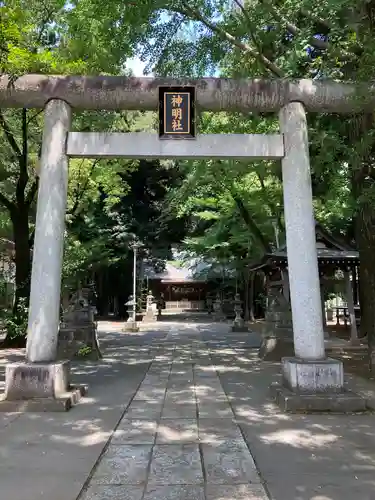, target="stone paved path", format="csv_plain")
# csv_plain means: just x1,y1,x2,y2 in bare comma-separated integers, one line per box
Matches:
80,324,266,500
1,320,375,500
